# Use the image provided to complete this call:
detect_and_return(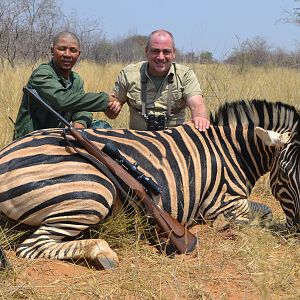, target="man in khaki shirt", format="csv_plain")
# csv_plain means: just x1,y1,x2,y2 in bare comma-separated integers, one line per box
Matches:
112,29,210,131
